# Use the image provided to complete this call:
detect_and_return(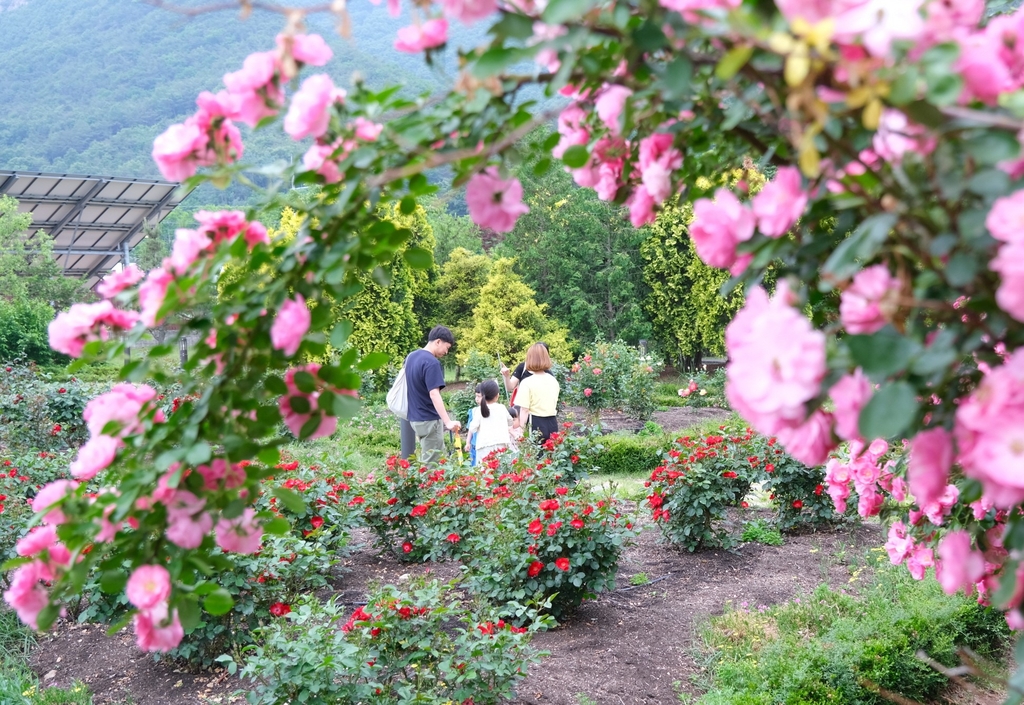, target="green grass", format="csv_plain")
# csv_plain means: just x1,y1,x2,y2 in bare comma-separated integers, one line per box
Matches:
0,609,94,704
739,520,783,546
284,402,401,476
695,558,1011,705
